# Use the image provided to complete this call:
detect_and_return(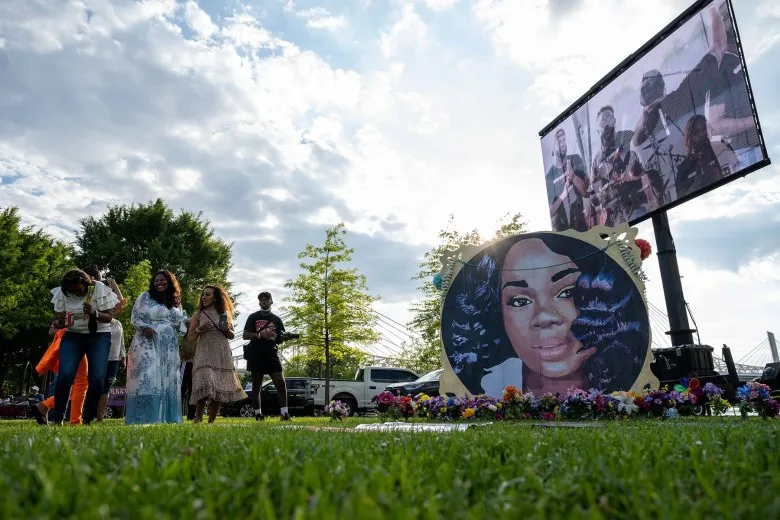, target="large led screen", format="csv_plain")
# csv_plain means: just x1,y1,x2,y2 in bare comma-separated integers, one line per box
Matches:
539,0,769,232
